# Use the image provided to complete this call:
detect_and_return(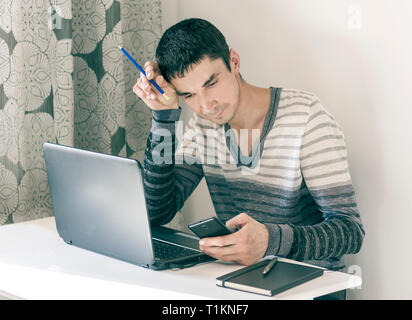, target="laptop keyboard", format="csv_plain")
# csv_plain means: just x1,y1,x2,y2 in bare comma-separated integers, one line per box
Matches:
153,240,199,260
